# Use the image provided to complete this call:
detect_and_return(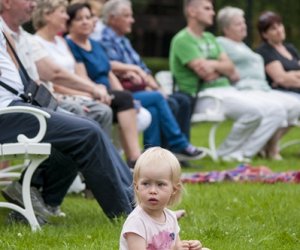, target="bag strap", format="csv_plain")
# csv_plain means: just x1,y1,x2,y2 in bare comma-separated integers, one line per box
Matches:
0,79,27,101
0,32,28,101
2,32,31,86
